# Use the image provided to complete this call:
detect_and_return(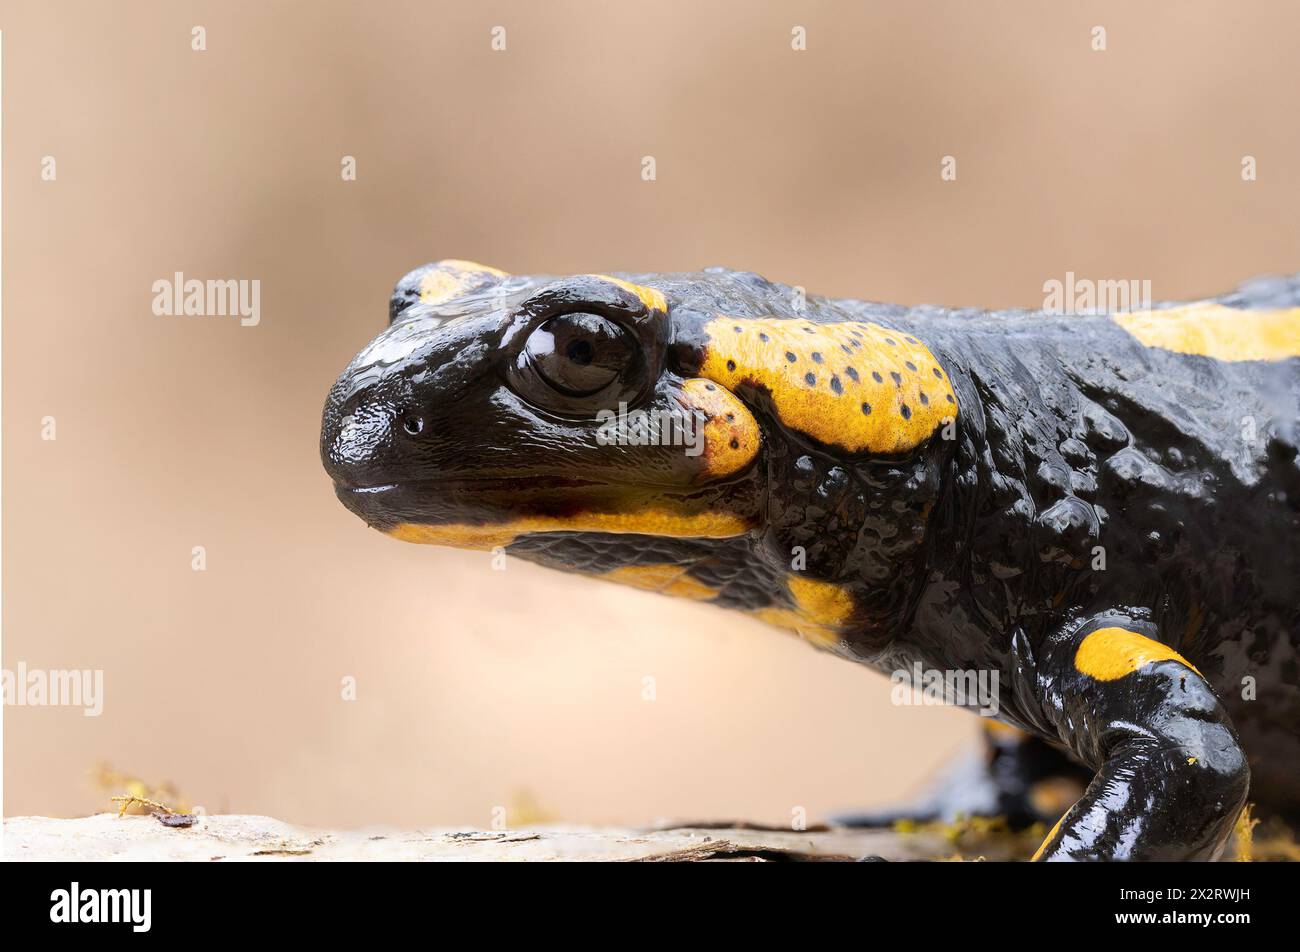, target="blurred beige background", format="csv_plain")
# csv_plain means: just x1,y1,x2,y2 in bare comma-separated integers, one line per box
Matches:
4,1,1299,828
